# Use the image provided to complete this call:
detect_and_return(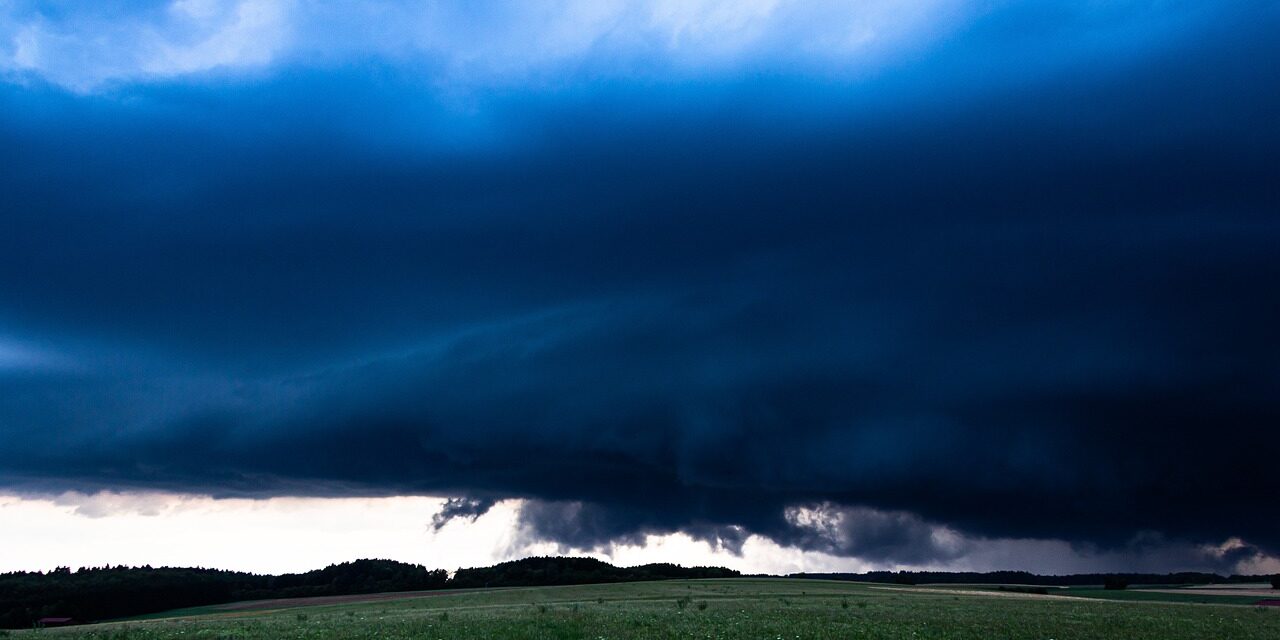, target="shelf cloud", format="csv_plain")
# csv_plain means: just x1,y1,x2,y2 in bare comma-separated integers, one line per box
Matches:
1,1,1277,570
